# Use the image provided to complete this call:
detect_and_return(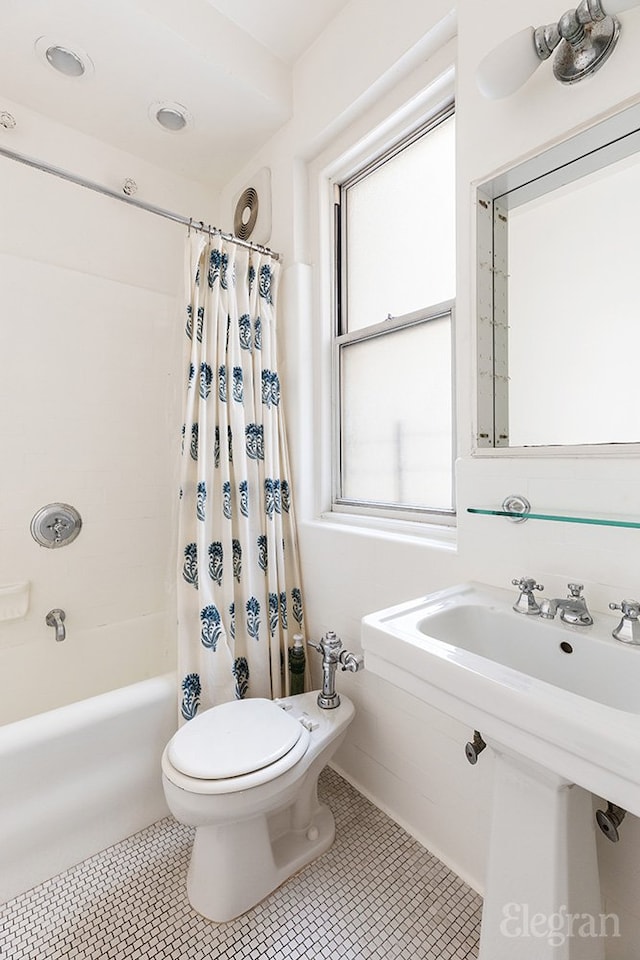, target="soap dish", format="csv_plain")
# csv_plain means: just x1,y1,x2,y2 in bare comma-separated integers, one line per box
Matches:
0,582,30,621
